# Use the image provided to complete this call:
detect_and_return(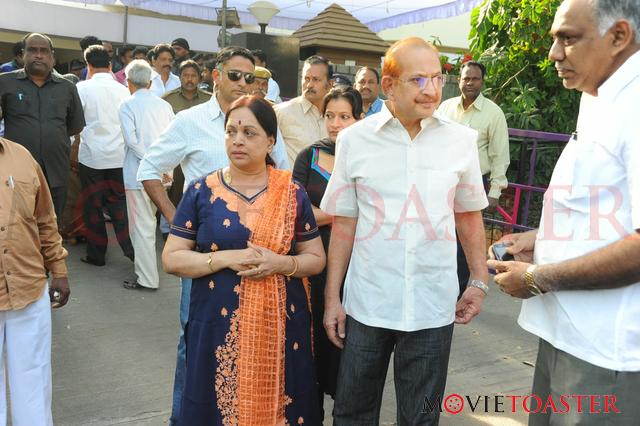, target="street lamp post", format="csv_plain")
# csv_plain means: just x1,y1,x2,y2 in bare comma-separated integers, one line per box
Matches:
221,0,227,47
248,1,279,34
